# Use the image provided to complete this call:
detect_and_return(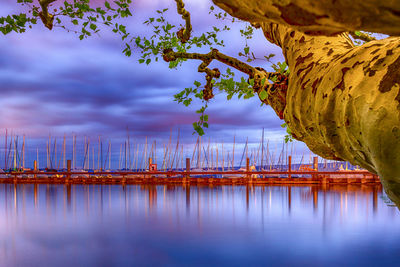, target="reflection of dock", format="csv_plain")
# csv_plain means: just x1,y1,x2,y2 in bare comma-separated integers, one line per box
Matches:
0,169,380,185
